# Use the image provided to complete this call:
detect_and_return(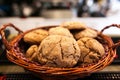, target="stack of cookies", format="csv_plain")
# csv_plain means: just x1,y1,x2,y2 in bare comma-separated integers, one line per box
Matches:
23,21,105,68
